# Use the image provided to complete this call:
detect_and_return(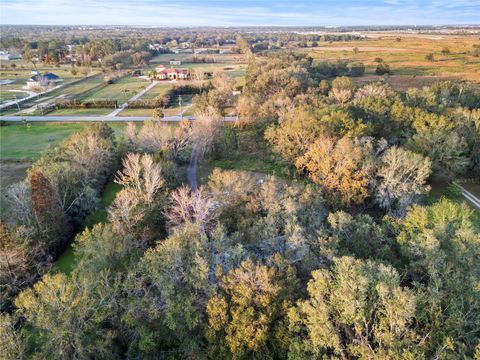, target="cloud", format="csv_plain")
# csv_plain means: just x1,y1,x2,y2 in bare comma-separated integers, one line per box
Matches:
0,0,478,26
